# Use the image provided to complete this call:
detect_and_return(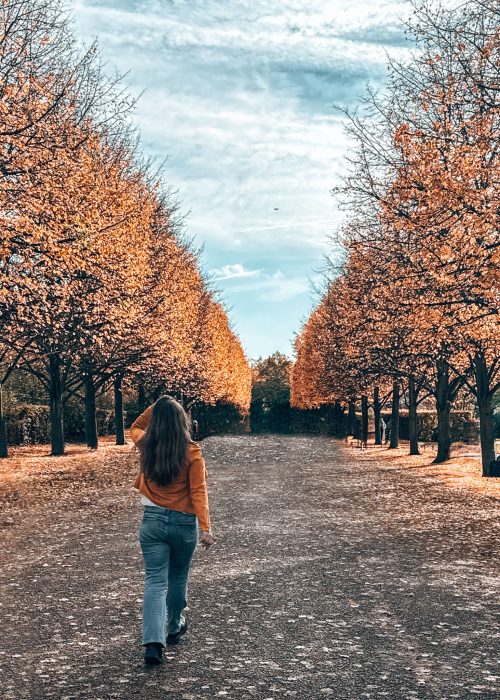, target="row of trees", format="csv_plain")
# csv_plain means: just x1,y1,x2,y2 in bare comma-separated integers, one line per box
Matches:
292,0,499,475
0,0,251,456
